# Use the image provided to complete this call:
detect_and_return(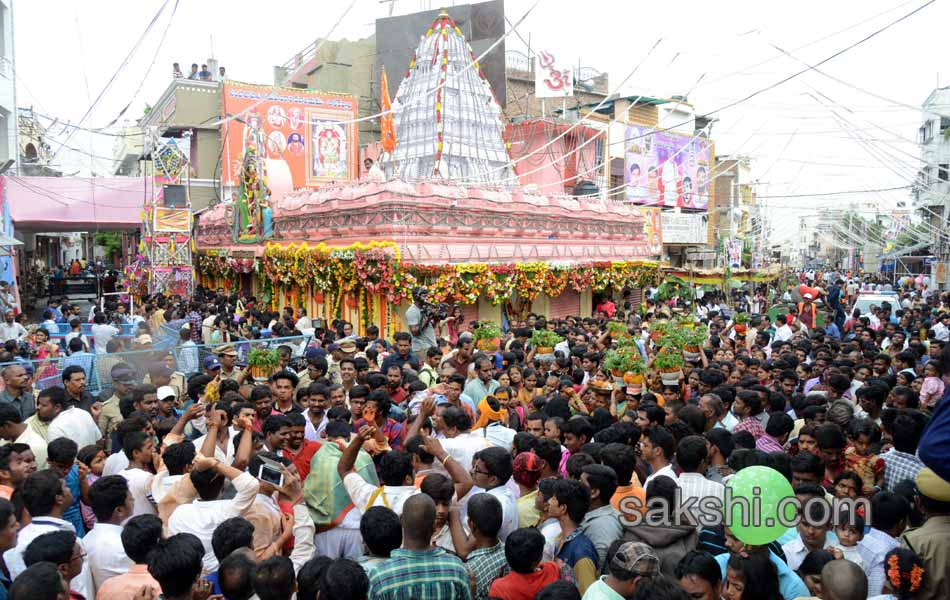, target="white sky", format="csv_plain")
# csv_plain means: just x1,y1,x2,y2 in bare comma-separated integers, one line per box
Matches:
12,0,948,245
